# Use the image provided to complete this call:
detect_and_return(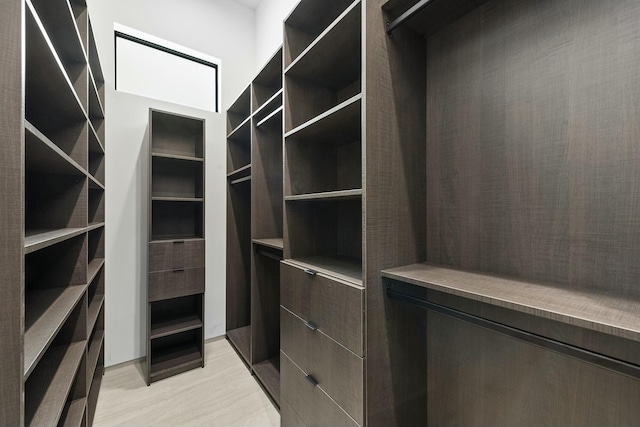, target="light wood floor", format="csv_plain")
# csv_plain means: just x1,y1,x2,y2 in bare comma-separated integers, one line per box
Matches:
94,339,280,427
